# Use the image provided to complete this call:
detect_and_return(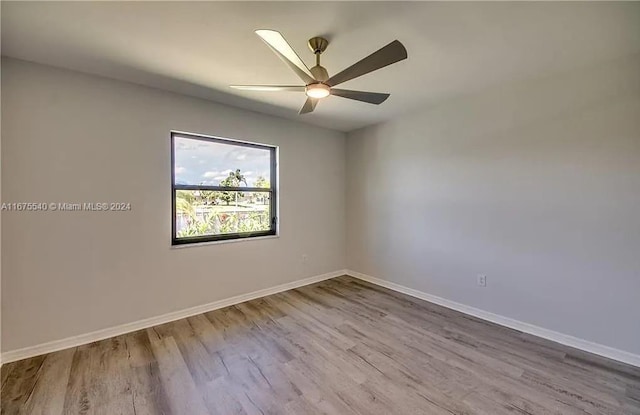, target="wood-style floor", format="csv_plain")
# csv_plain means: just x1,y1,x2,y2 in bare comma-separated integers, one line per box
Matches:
2,276,639,415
